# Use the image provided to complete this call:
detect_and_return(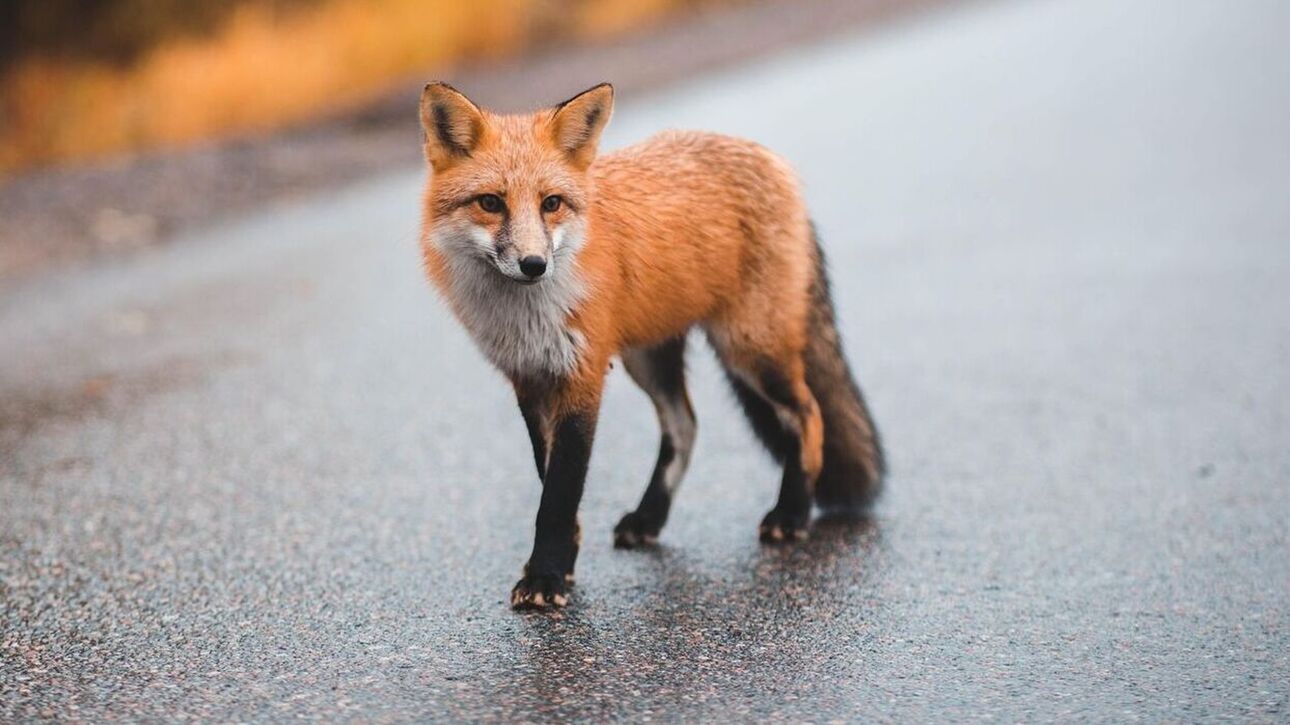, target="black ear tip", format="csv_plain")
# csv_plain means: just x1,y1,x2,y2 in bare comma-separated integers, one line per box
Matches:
423,82,484,115
553,82,615,112
424,81,462,95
